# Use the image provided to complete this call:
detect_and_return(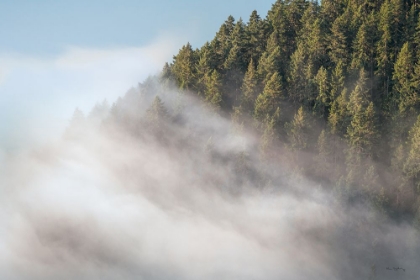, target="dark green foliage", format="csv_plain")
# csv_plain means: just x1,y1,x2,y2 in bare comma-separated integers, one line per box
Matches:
204,70,223,109
329,88,349,136
285,106,312,151
241,59,259,112
346,69,377,157
329,11,353,69
393,42,416,113
254,72,283,122
314,66,330,118
350,12,377,74
163,0,420,224
171,43,197,90
404,115,420,192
